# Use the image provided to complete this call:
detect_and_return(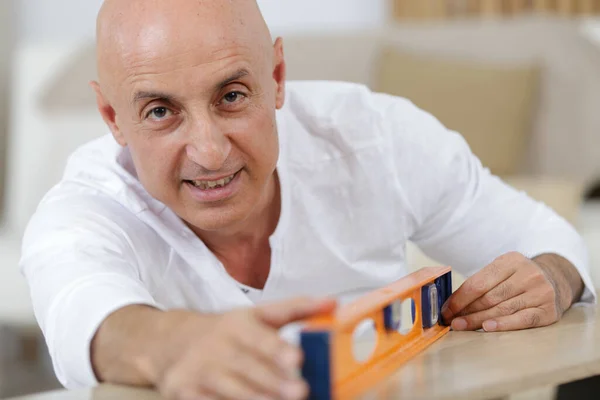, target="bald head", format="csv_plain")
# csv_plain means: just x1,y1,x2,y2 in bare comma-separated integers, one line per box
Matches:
96,0,273,98
90,0,286,234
